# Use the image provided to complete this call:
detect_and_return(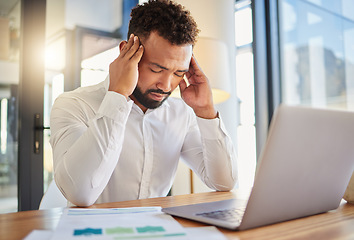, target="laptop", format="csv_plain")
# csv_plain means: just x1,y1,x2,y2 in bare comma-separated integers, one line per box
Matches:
162,105,354,230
